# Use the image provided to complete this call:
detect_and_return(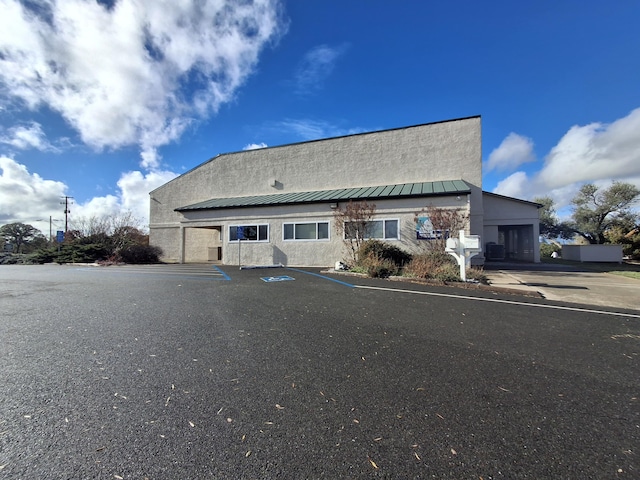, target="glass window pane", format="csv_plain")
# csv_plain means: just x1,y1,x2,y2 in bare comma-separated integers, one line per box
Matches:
245,225,257,241
367,220,383,239
318,222,329,239
284,224,294,240
229,226,238,241
258,225,268,241
295,223,316,239
384,220,398,239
